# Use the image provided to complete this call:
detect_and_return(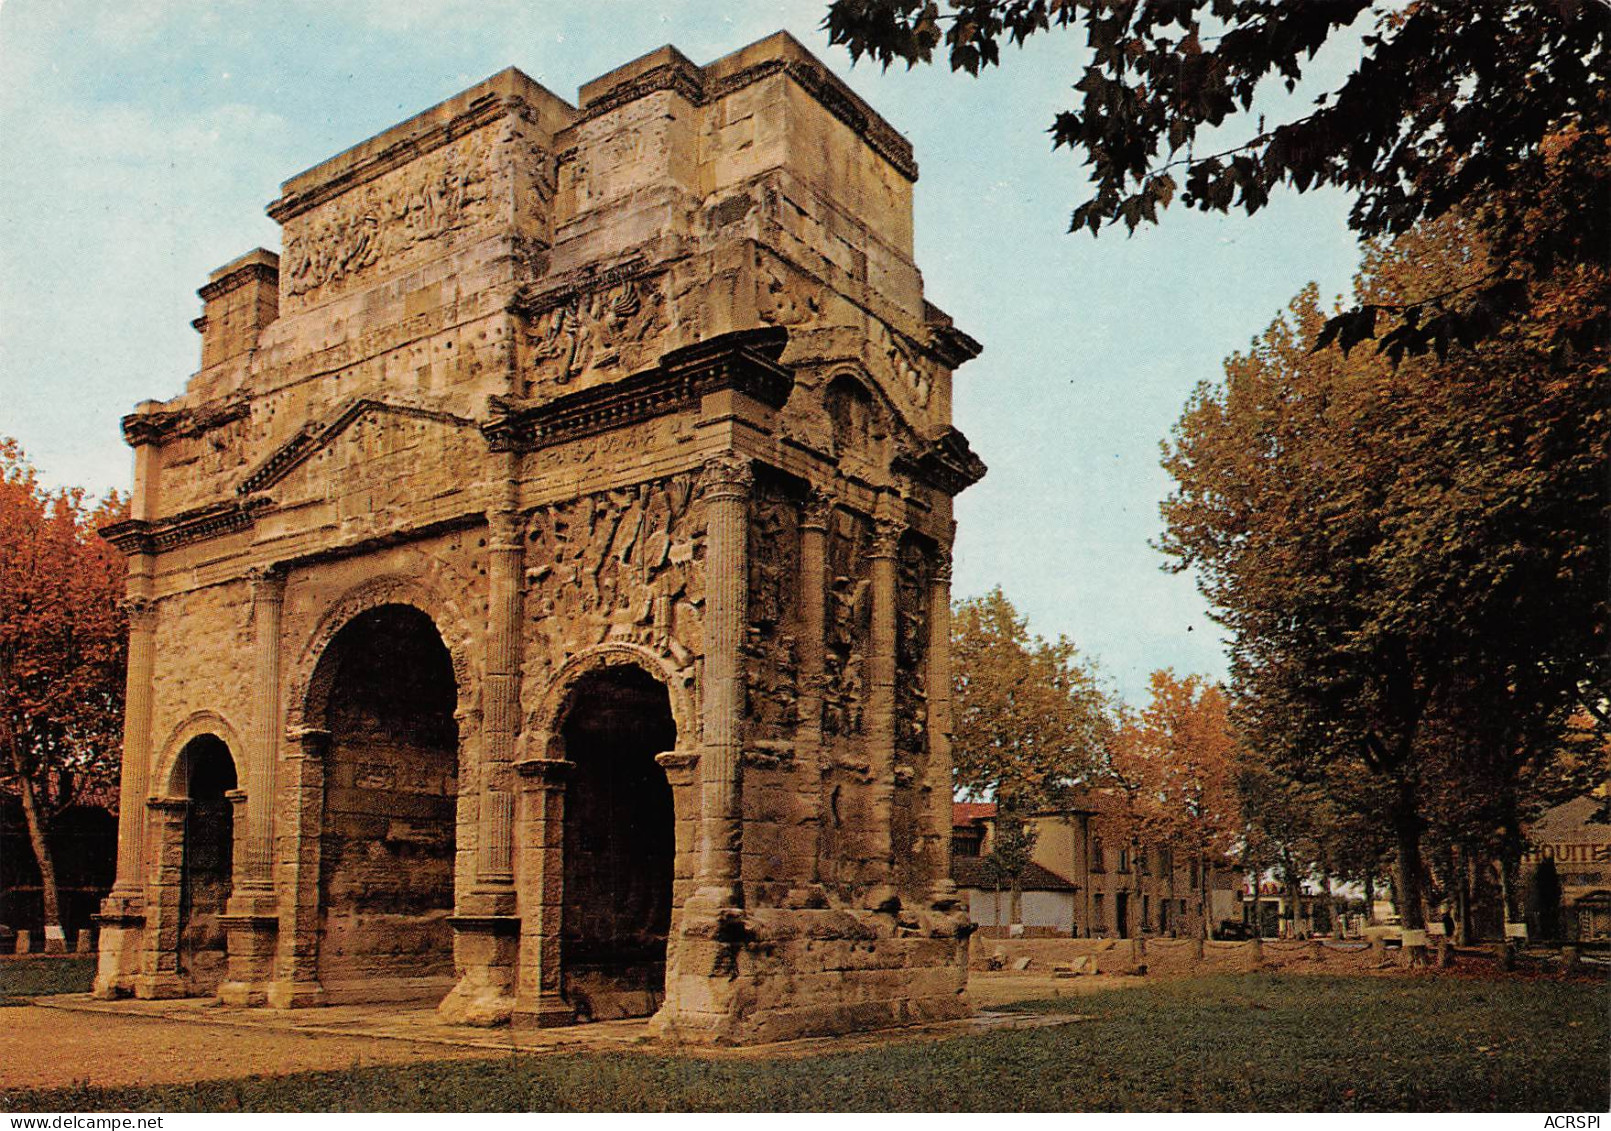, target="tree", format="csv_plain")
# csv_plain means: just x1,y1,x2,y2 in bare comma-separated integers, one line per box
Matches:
0,439,126,946
951,587,1111,922
1107,670,1240,936
1158,207,1608,962
825,0,1609,361
952,587,1111,806
980,800,1039,927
